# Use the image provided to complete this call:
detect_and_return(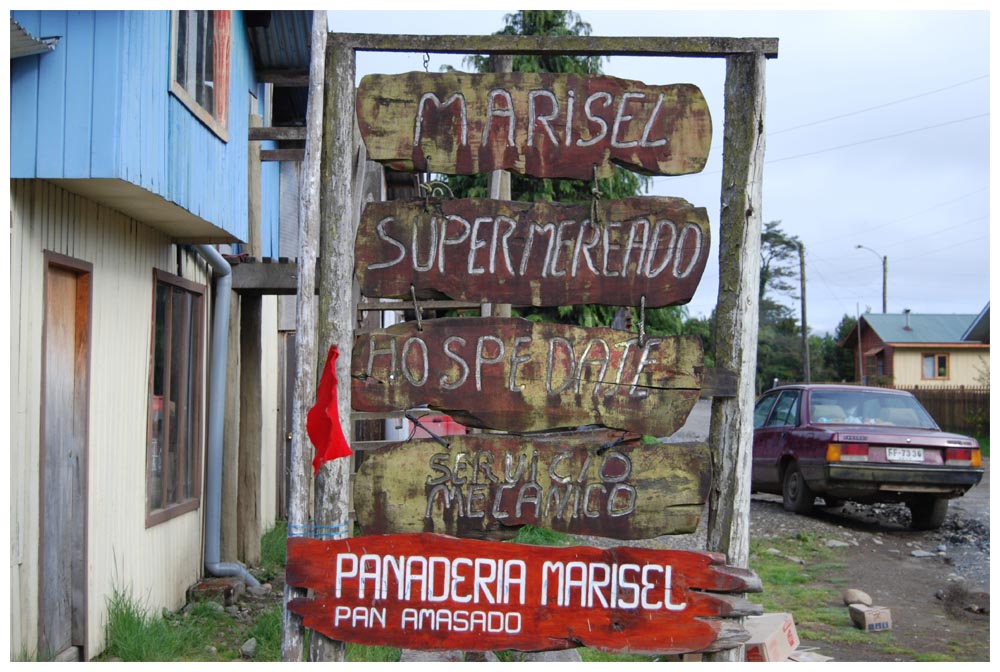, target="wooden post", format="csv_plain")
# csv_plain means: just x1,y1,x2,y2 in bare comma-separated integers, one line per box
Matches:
309,31,355,663
281,10,326,663
799,242,811,383
488,54,512,320
237,111,264,566
705,51,767,663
